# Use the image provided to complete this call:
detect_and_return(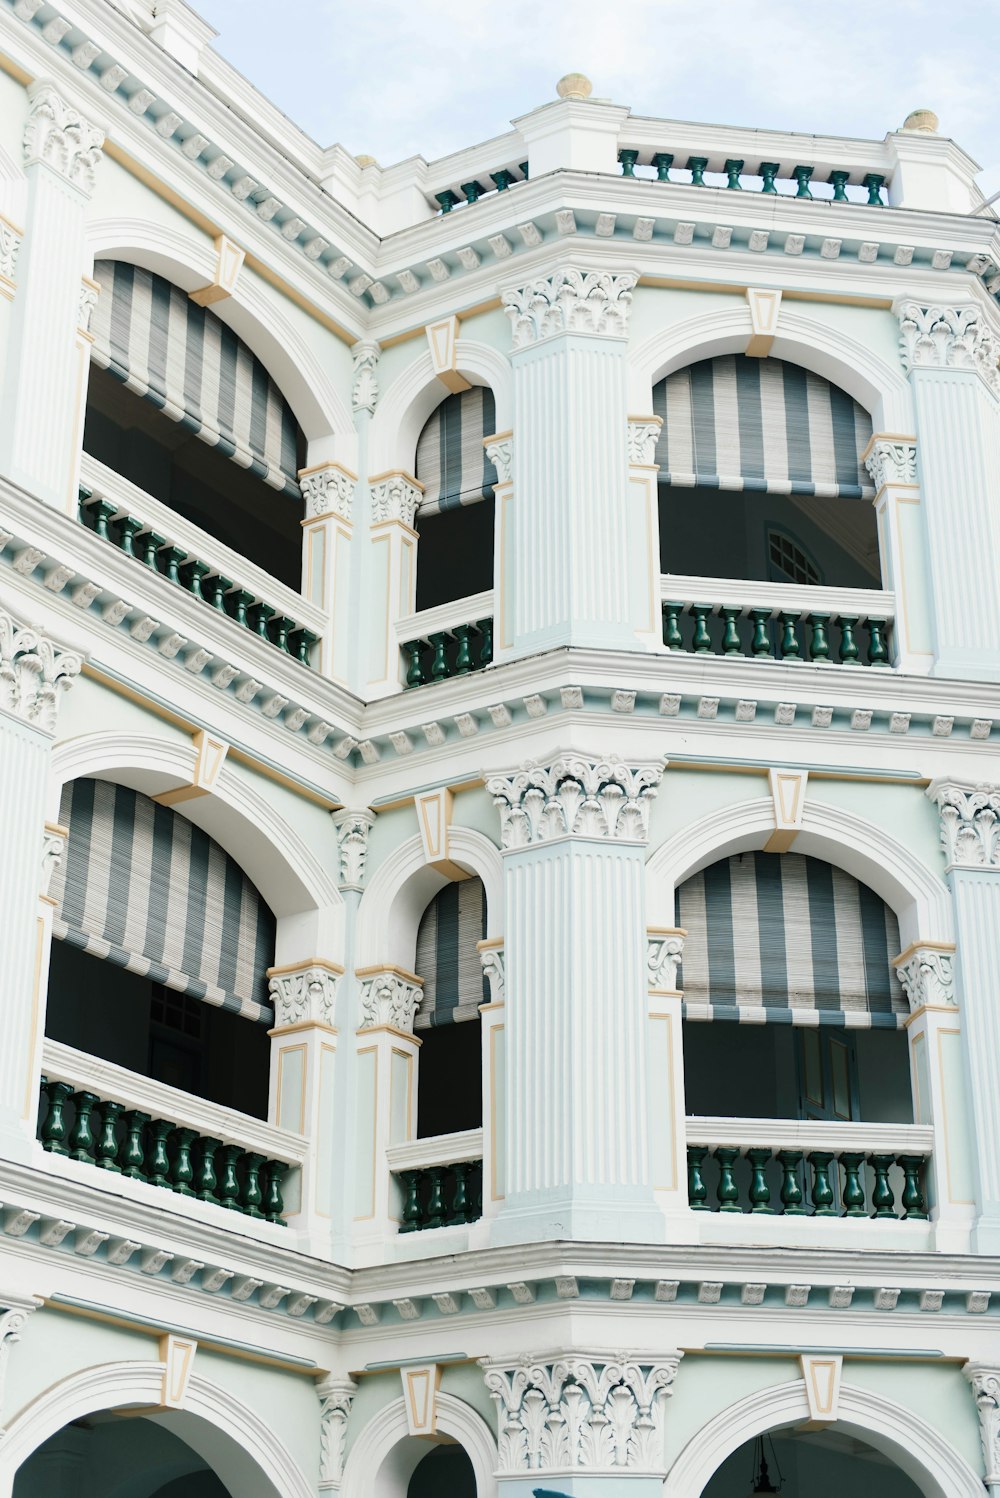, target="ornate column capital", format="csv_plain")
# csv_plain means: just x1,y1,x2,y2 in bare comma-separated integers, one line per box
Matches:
267,960,343,1028
331,807,376,891
487,753,664,848
23,81,104,195
502,268,637,348
368,471,422,528
318,1374,357,1491
479,942,505,1004
41,820,68,898
893,941,956,1011
928,779,1000,870
300,463,357,523
0,605,82,733
480,1350,683,1474
894,300,1000,394
0,1298,41,1423
484,432,513,485
862,435,918,490
351,340,380,414
627,417,663,466
965,1363,1000,1488
357,967,423,1032
647,928,685,992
